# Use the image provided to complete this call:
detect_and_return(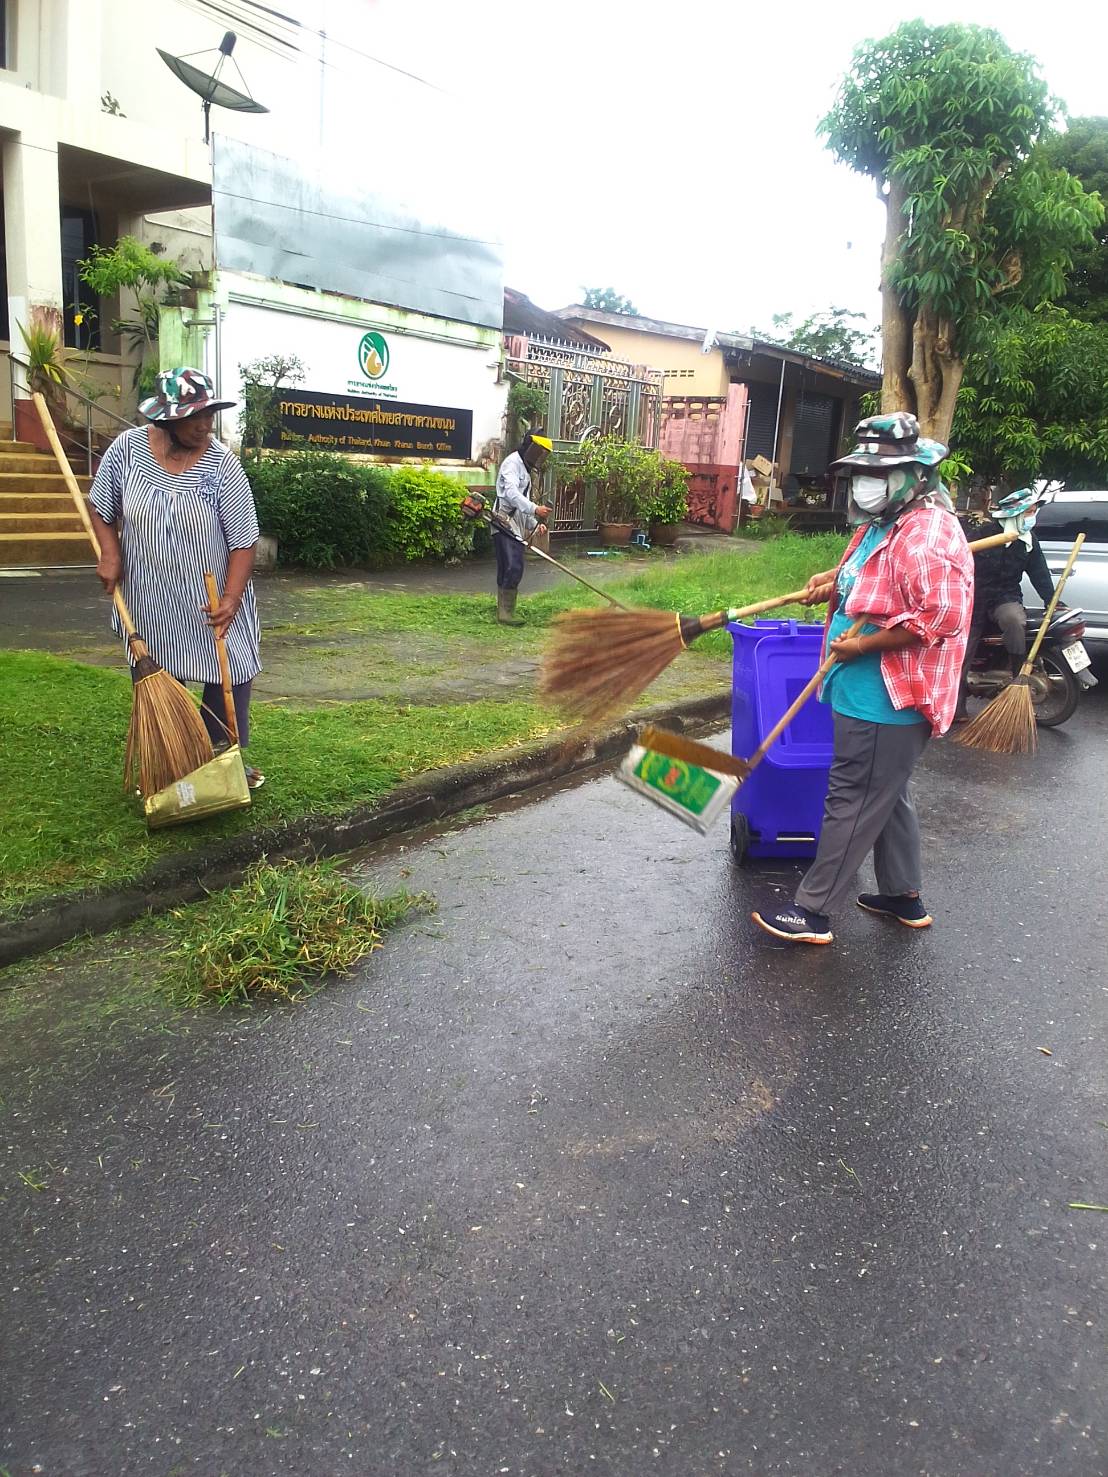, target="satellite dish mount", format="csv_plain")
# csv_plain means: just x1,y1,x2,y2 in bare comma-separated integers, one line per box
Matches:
157,31,269,143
